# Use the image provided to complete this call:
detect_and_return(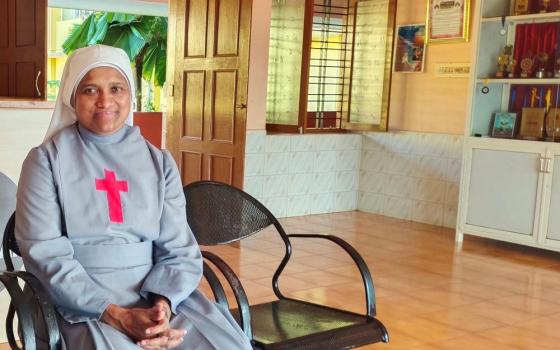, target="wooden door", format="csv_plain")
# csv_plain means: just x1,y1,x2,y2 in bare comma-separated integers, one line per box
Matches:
167,0,251,188
0,0,47,98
